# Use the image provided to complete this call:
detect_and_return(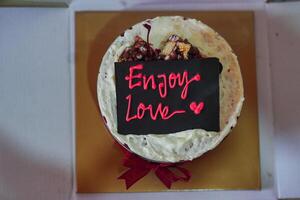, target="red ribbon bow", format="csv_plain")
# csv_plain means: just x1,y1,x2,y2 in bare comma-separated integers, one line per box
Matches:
117,143,191,189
